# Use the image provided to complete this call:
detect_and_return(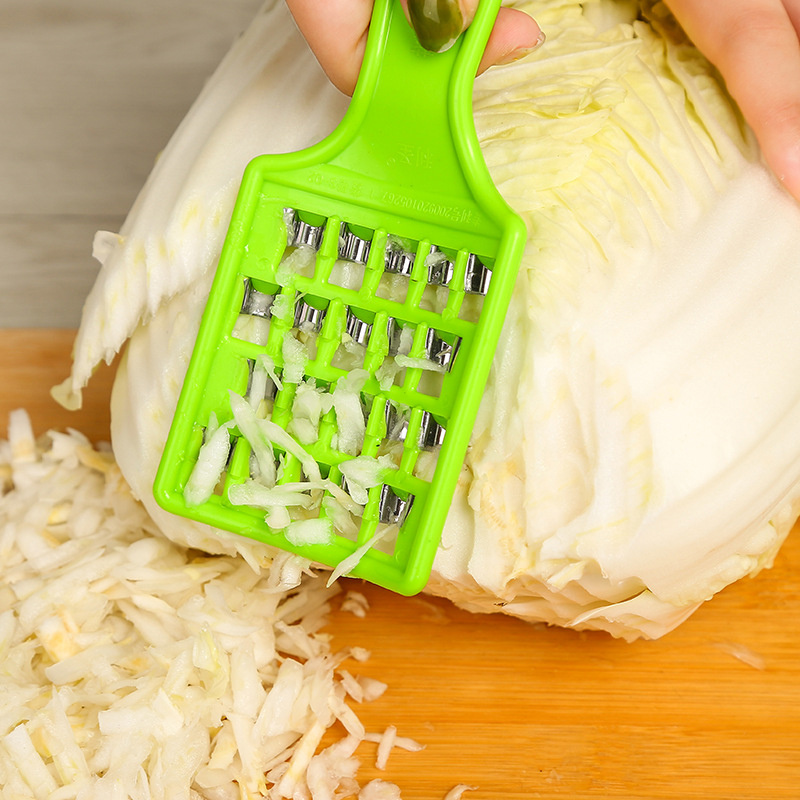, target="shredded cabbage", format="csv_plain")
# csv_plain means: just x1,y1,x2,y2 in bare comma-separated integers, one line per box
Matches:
270,293,294,324
55,0,800,640
332,369,370,456
326,526,397,588
394,354,446,373
444,786,479,800
184,420,234,507
0,411,425,797
230,391,278,486
285,518,335,546
194,383,399,559
228,479,318,510
339,455,397,506
281,335,308,385
288,380,334,445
